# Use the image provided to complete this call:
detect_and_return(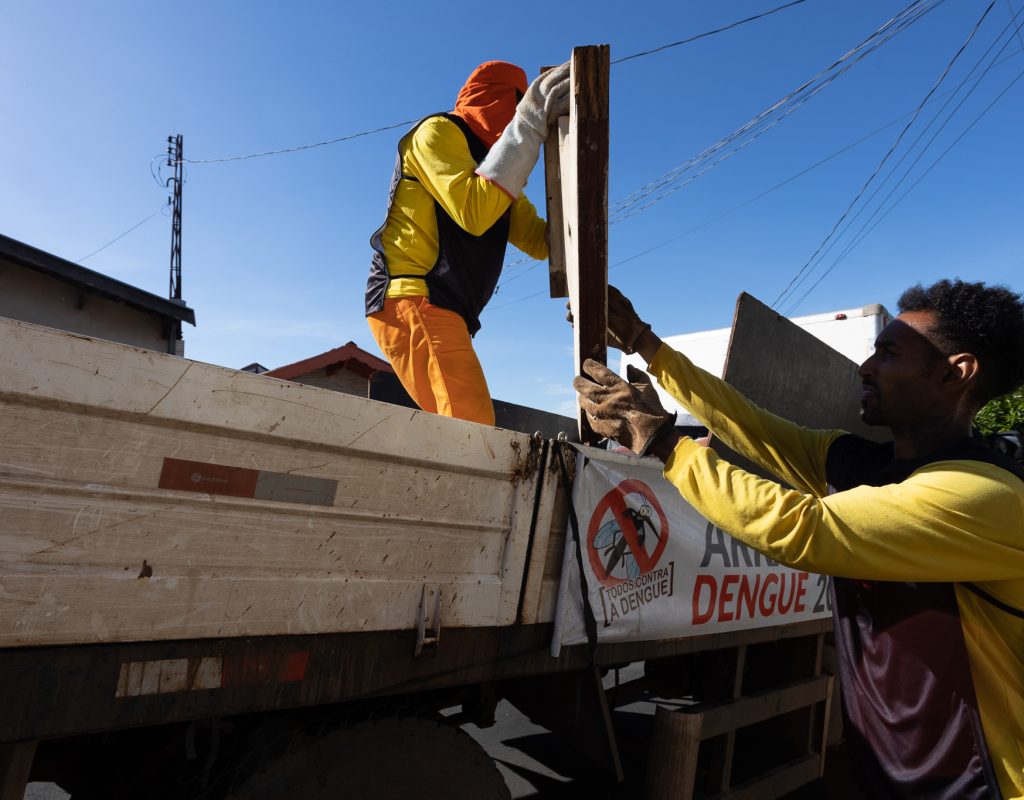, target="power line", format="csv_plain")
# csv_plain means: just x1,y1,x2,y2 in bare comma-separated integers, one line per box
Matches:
495,1,958,295
492,43,1024,309
76,201,170,264
771,0,998,310
184,119,419,165
494,112,898,293
779,16,1024,314
783,51,1024,314
611,0,809,65
178,4,814,165
1009,0,1024,51
608,0,945,224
